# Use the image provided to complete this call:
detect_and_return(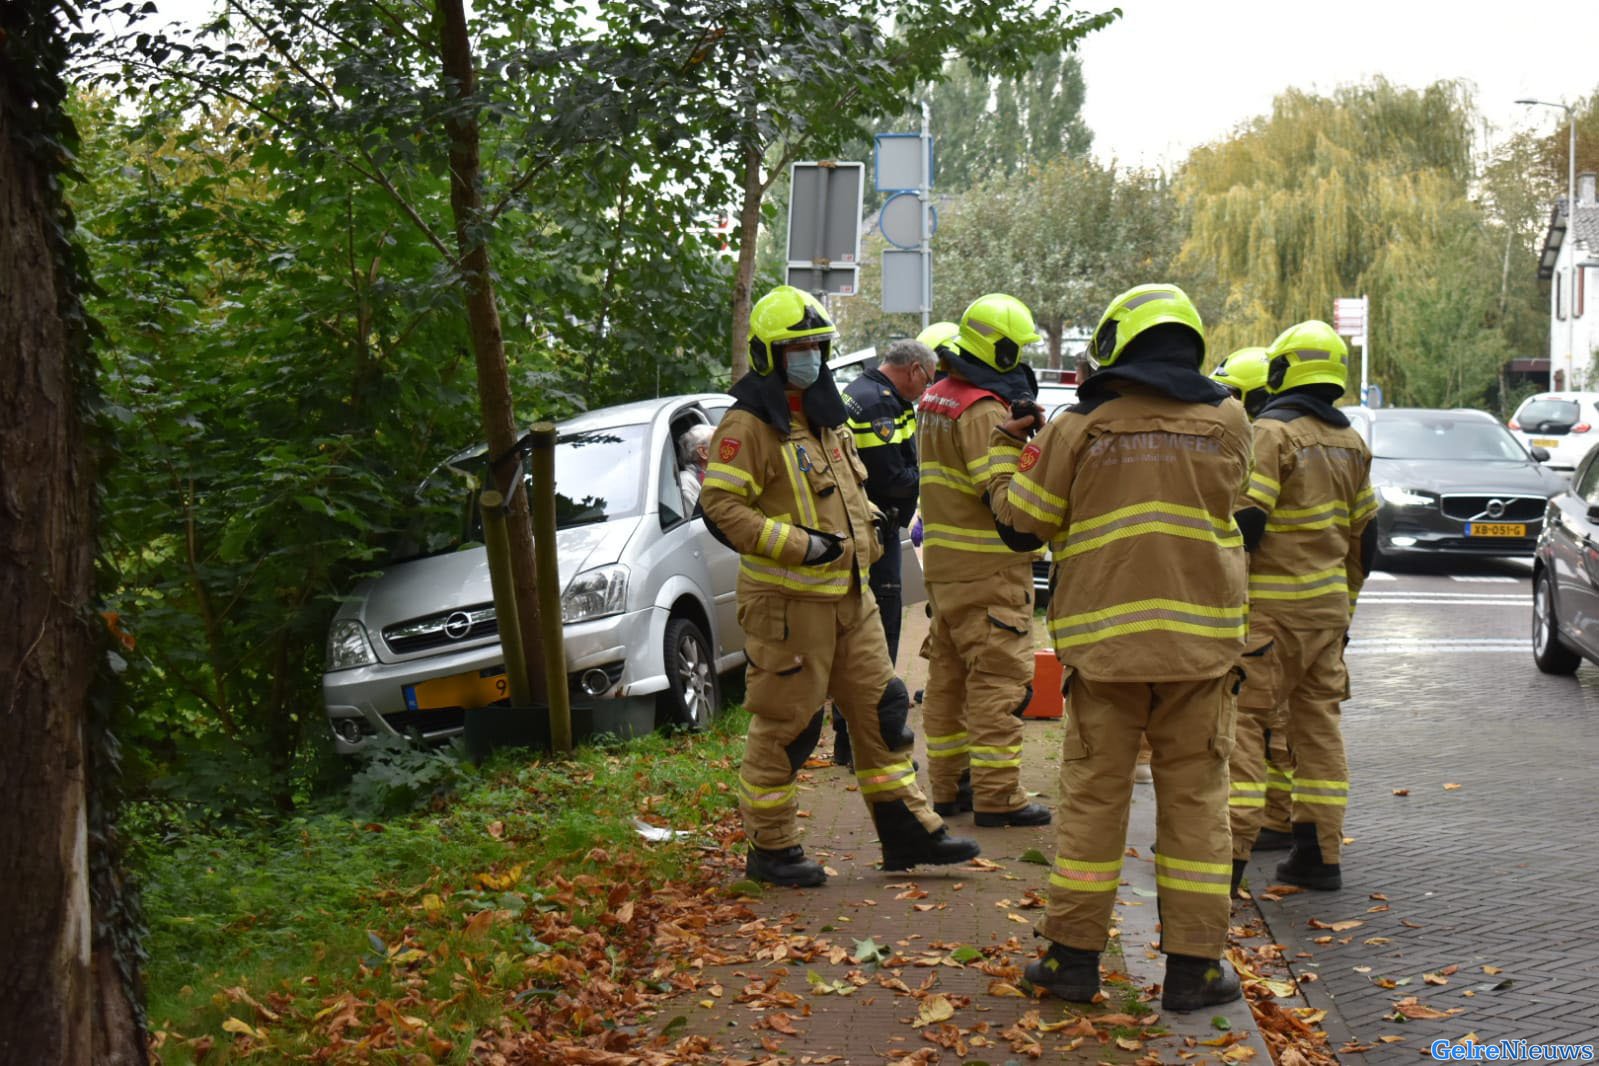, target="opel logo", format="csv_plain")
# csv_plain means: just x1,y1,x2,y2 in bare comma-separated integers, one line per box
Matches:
1486,499,1506,519
443,611,473,639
